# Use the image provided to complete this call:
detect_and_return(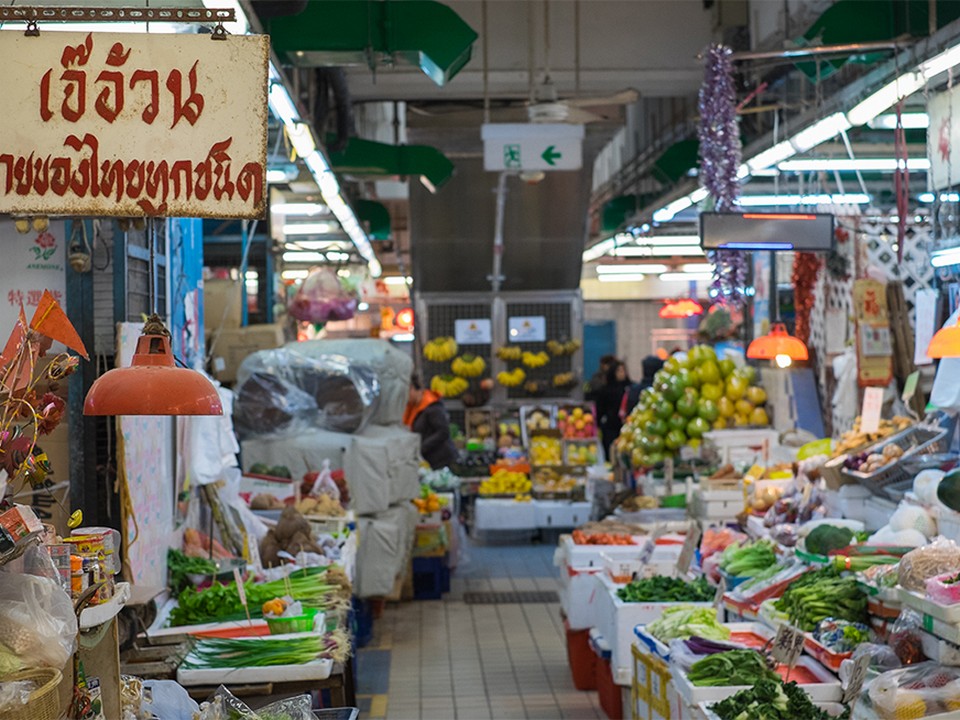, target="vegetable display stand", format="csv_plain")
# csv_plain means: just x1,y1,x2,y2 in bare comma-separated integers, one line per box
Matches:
563,616,597,691
672,655,841,705
589,630,623,720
